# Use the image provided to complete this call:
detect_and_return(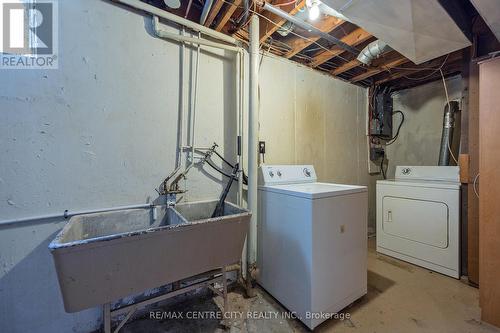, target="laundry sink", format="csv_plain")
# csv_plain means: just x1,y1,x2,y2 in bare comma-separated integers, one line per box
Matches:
49,201,250,313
